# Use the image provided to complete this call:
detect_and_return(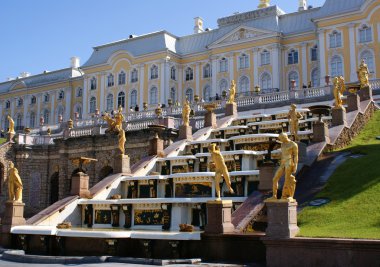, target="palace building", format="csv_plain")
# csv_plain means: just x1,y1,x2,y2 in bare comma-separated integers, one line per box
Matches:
0,0,379,131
